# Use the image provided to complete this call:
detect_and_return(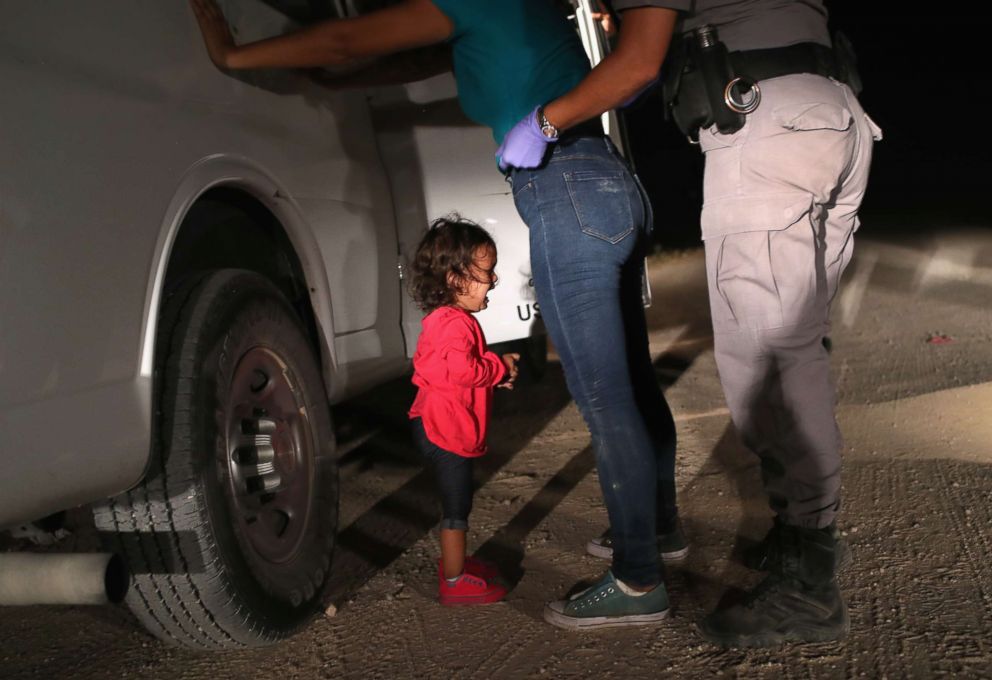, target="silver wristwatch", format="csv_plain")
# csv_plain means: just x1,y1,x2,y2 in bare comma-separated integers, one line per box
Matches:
537,107,560,140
